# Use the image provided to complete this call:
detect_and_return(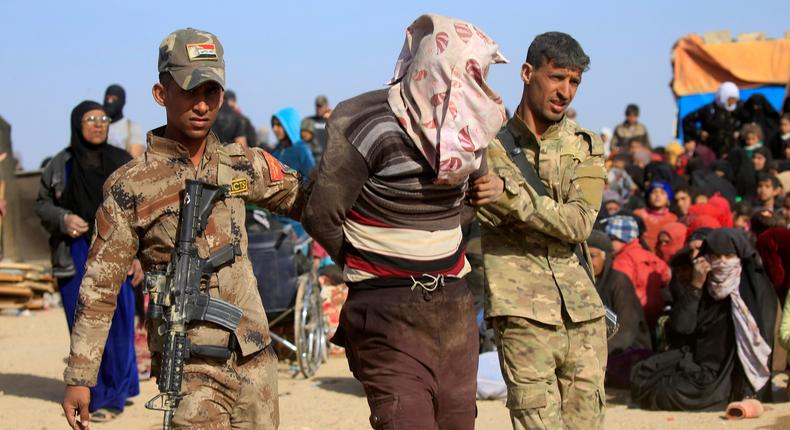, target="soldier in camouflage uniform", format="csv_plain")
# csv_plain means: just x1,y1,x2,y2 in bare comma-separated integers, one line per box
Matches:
470,32,608,430
62,28,305,430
